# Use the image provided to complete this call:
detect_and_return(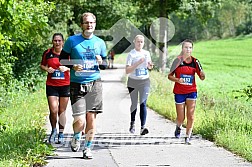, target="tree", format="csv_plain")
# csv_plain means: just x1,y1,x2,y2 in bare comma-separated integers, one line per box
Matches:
44,0,222,72
0,0,54,90
130,0,220,72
